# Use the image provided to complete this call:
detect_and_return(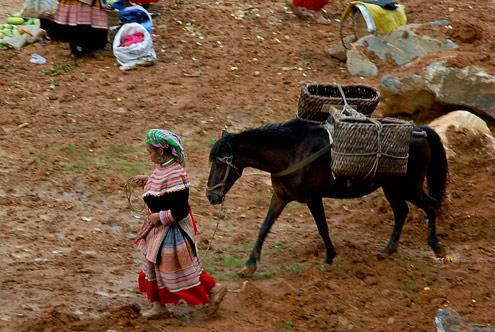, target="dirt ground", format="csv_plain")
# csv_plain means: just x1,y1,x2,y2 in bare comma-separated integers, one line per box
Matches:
1,0,494,331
